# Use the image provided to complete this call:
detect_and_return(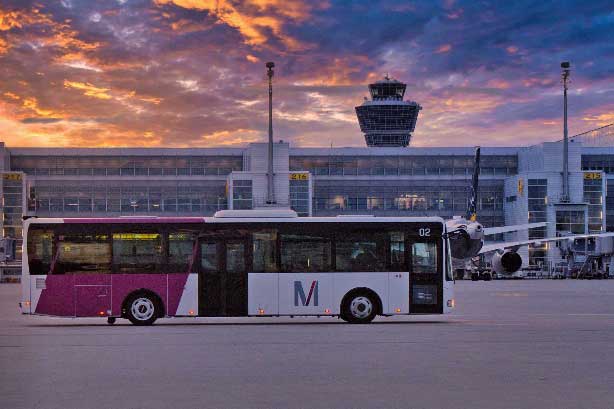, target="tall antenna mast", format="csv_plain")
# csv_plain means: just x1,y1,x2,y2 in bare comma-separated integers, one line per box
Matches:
266,61,276,204
560,61,571,203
